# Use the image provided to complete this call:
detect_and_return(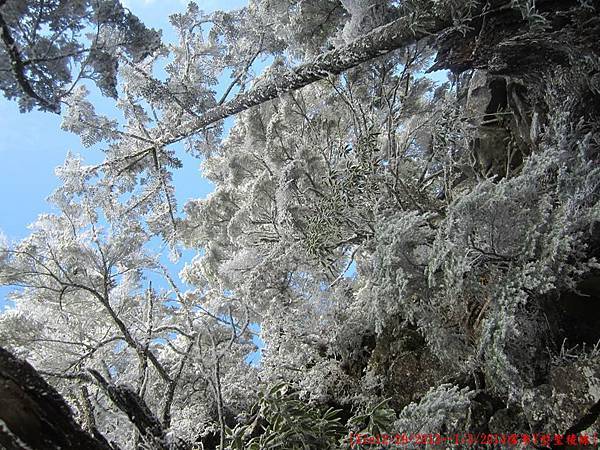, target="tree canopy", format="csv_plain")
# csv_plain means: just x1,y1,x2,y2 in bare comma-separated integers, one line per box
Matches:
1,0,600,449
0,0,161,112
